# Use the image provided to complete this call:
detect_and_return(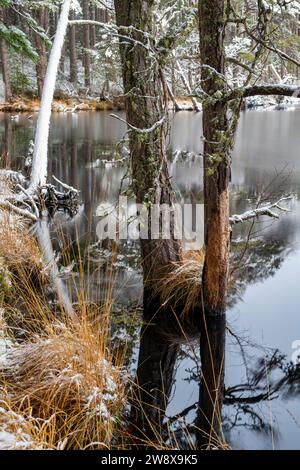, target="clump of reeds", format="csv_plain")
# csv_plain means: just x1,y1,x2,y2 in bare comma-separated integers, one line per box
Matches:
0,316,125,450
155,249,205,316
0,216,126,450
0,216,50,339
